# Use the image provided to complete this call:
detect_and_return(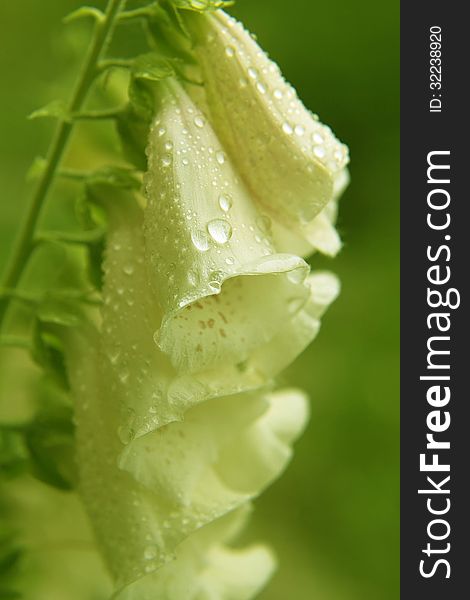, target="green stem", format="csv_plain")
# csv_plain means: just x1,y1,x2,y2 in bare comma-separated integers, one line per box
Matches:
0,0,125,331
